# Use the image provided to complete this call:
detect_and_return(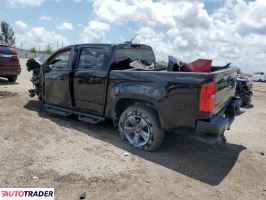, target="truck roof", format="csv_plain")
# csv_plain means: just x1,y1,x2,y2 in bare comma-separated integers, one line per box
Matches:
63,43,153,50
